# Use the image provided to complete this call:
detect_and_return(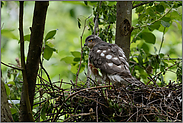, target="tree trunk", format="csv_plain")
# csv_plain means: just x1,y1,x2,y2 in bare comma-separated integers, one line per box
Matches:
1,78,14,122
19,1,49,121
115,1,132,61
